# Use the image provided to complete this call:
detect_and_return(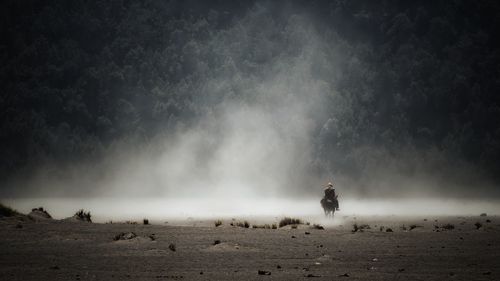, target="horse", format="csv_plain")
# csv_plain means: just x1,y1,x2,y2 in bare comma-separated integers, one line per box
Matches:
320,196,338,218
